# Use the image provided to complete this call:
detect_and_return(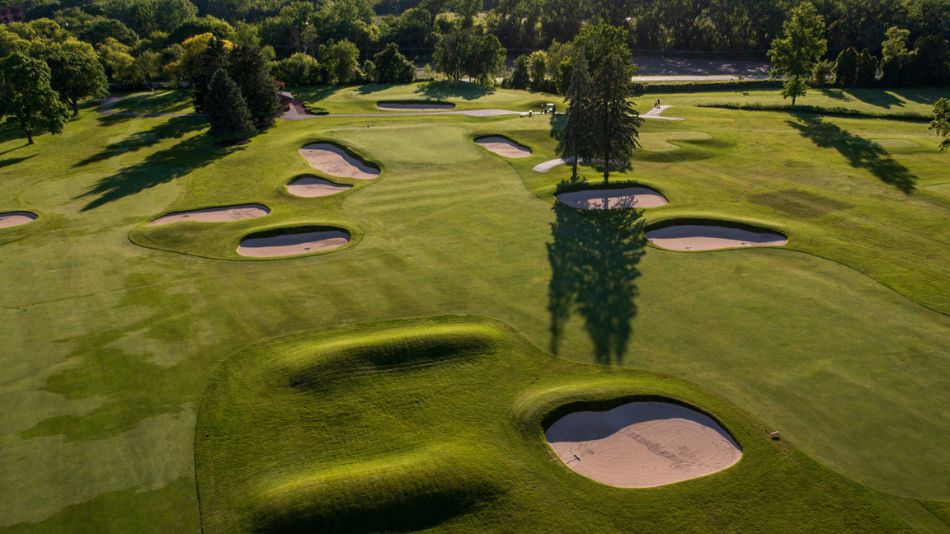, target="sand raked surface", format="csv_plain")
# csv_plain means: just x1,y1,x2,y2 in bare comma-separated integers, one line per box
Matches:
377,101,455,111
299,143,380,180
0,211,37,229
287,176,352,198
647,224,787,251
149,204,269,226
237,229,349,257
557,187,668,210
545,401,742,488
475,136,532,158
